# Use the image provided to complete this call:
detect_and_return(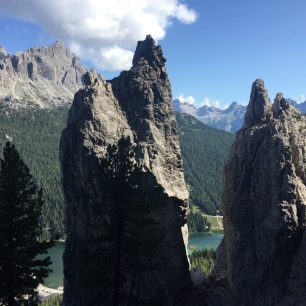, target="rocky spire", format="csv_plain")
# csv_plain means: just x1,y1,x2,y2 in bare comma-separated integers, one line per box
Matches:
272,92,300,118
60,36,190,306
214,80,306,306
132,34,166,68
244,79,272,128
